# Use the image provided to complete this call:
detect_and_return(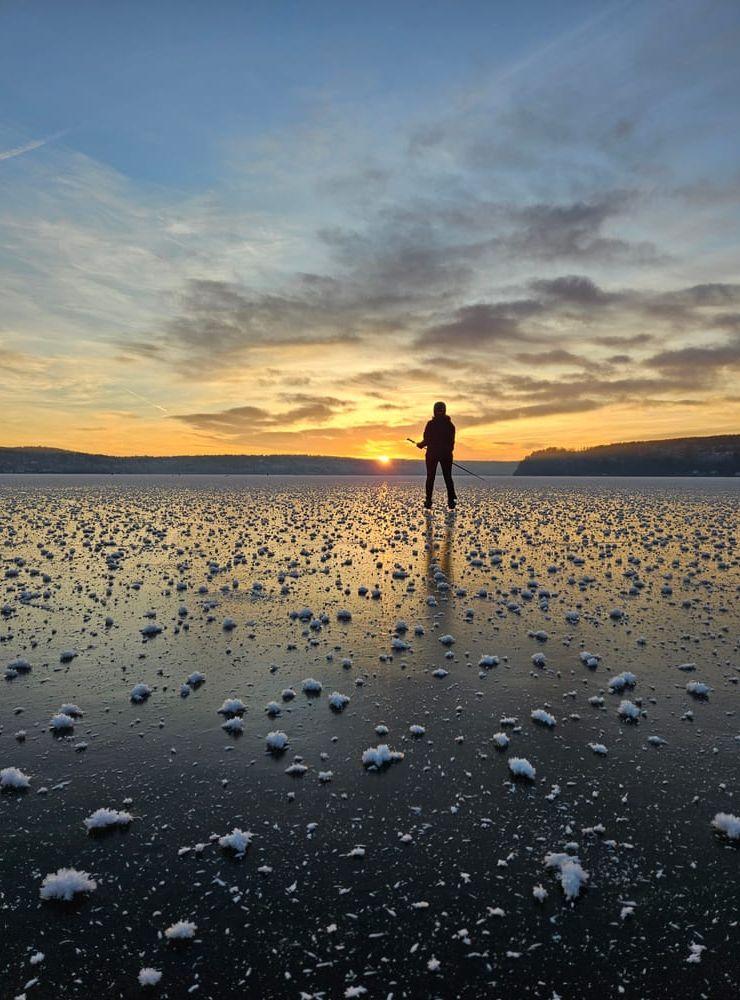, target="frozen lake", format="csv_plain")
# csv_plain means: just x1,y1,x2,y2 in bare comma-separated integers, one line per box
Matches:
1,475,738,999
